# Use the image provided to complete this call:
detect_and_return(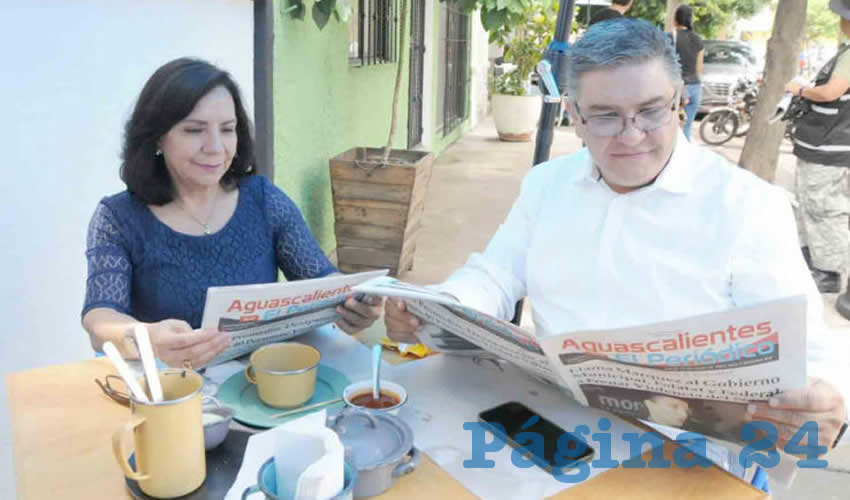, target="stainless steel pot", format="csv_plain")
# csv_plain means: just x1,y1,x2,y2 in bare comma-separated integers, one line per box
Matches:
328,408,421,498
